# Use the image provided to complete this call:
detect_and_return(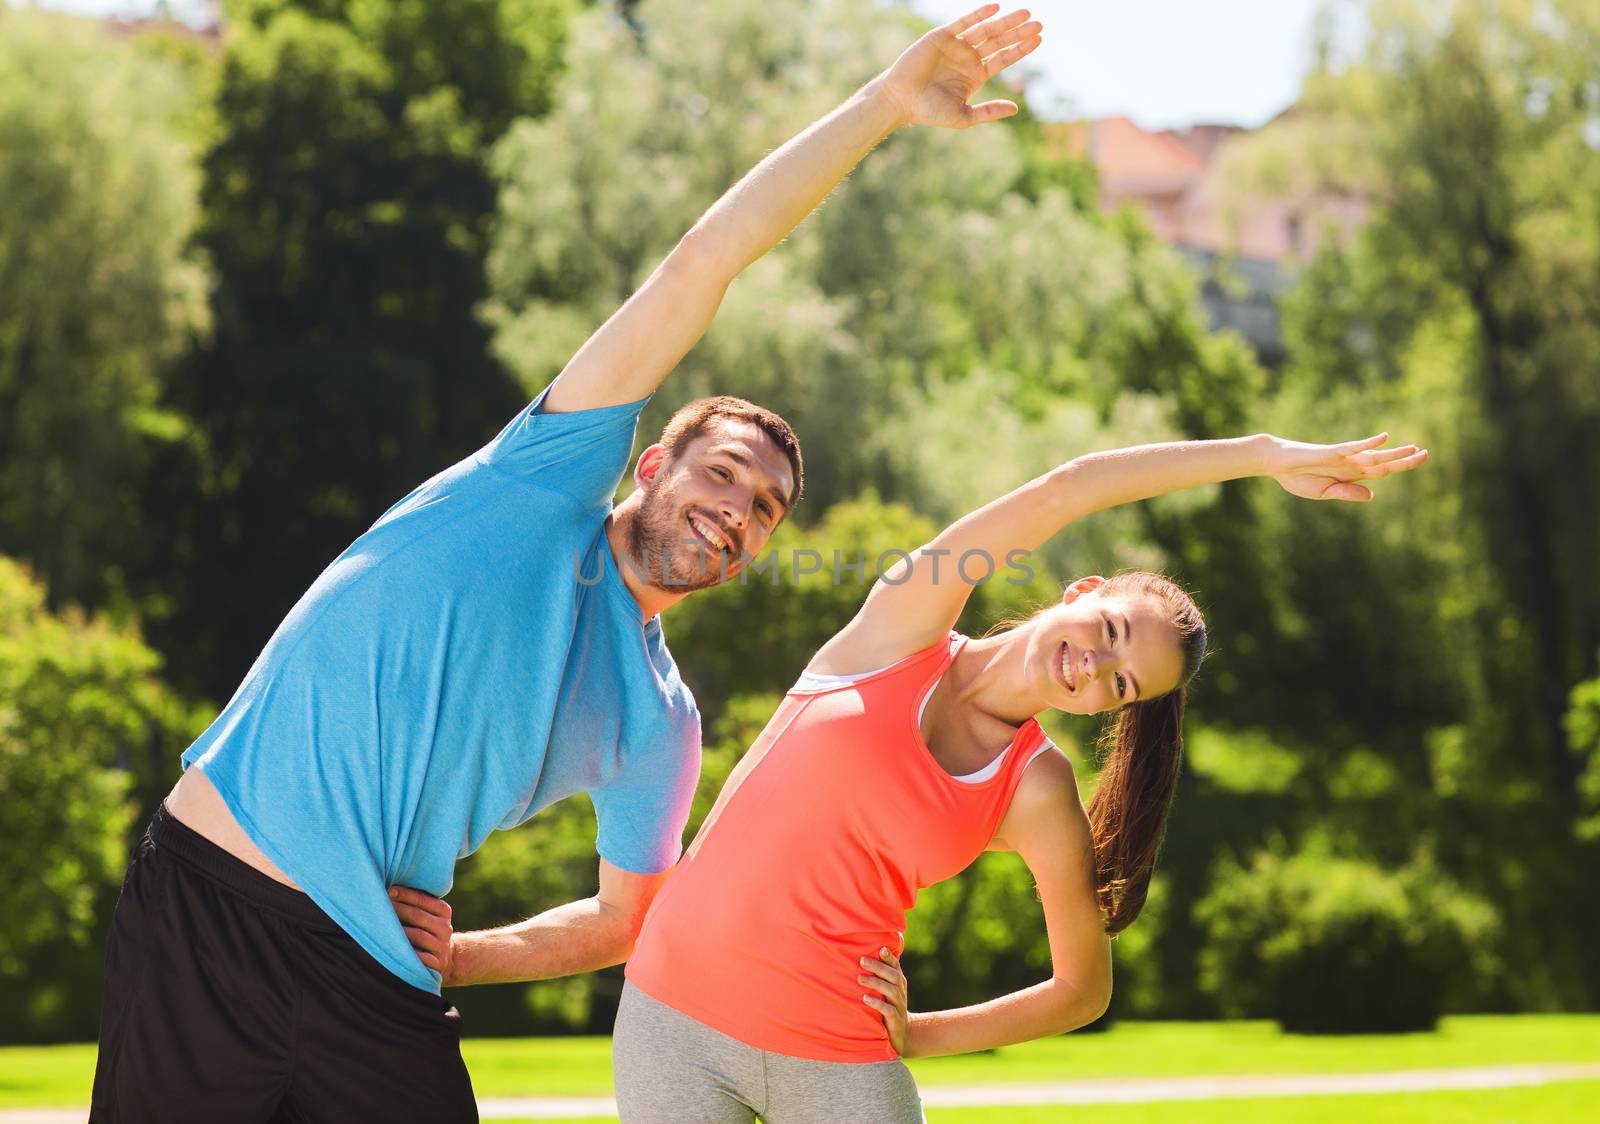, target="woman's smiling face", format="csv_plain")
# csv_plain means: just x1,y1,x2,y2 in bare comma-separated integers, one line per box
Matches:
1025,577,1187,716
